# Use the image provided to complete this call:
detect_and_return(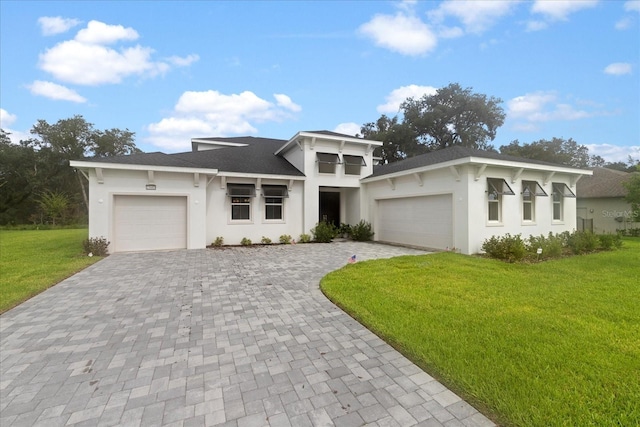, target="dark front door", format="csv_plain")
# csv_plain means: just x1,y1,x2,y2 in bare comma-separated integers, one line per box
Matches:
319,192,340,226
